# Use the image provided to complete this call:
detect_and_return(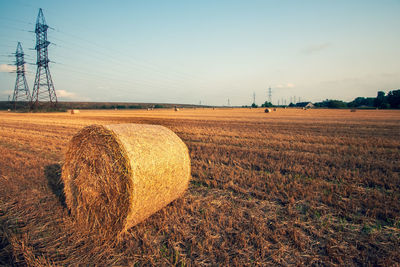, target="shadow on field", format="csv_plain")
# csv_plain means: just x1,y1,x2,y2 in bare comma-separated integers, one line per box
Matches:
0,224,14,266
45,164,66,208
0,234,13,266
